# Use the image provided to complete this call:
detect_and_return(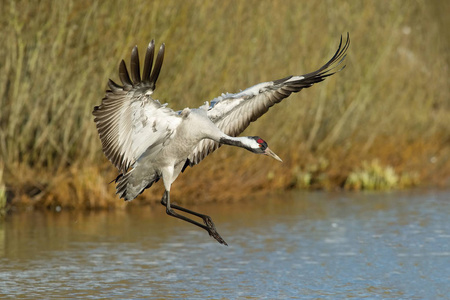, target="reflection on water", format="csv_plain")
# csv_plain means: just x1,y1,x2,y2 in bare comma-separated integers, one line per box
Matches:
1,190,449,299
